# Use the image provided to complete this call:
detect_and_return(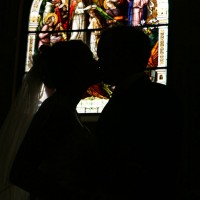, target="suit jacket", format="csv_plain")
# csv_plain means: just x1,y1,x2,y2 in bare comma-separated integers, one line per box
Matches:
95,73,184,199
